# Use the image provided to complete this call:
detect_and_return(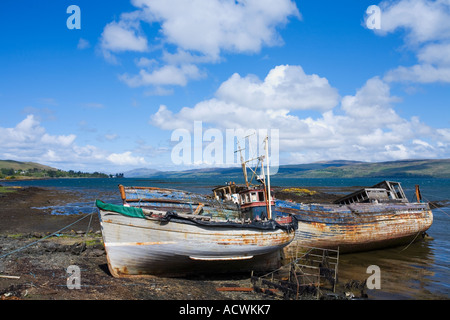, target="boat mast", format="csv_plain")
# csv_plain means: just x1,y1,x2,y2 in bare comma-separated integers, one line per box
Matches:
259,154,271,220
264,135,272,220
235,141,249,188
